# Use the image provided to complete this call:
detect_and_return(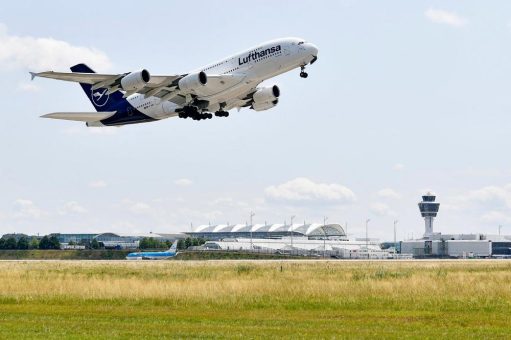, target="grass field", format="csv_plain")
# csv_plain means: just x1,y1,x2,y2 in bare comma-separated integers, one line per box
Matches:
0,260,510,339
